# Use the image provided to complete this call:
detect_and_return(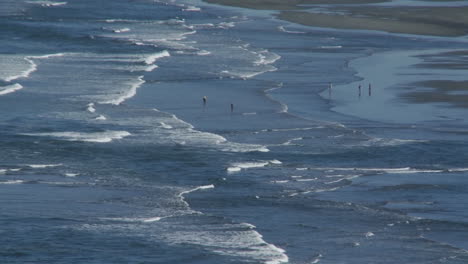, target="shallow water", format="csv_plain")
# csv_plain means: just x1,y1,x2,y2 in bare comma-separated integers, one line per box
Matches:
1,0,468,263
